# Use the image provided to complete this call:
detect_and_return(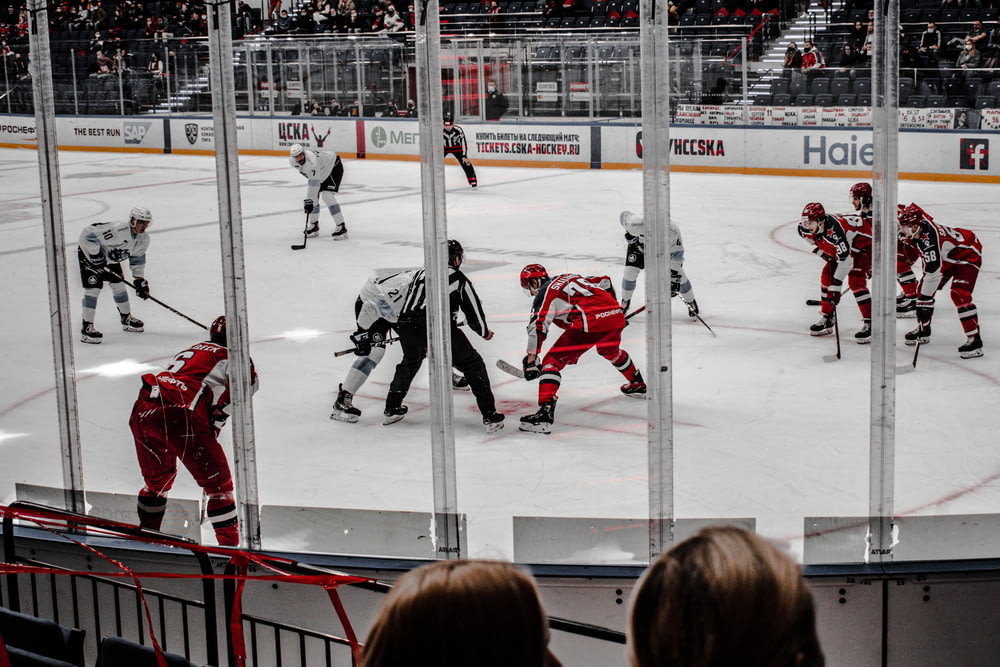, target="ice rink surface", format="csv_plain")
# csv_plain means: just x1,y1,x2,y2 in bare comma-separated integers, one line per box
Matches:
1,146,999,562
